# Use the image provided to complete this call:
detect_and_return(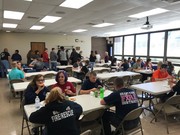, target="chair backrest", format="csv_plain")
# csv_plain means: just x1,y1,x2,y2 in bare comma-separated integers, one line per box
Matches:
122,75,130,87
100,69,110,73
65,67,73,76
127,67,133,71
93,70,101,74
81,109,105,122
165,95,180,105
26,75,36,81
131,74,142,84
10,79,24,89
80,130,92,135
123,107,143,121
44,73,55,79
